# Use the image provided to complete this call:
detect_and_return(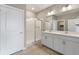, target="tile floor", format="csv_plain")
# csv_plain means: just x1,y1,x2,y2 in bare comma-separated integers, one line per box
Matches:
12,43,60,55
